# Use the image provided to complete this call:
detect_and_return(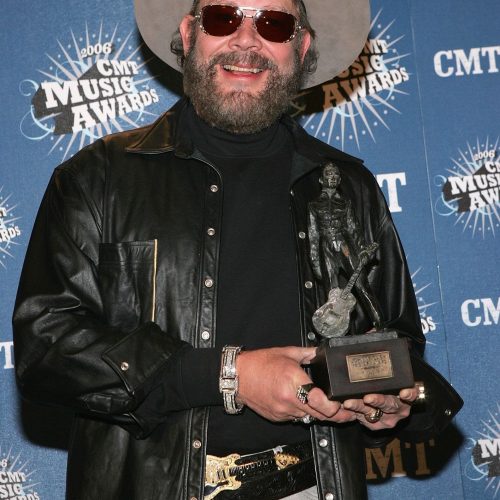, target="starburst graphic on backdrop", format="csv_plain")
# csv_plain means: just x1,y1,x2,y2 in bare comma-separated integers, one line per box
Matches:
19,21,160,161
434,137,500,238
297,9,411,150
411,265,438,343
465,403,500,498
0,445,41,497
0,187,22,270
